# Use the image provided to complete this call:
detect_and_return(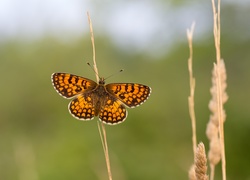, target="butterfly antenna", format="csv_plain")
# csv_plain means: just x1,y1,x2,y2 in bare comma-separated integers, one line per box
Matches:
104,69,124,81
87,62,101,79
